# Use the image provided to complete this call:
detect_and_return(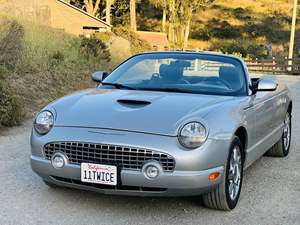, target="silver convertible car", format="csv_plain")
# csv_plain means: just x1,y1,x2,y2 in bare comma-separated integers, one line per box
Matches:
31,52,292,210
